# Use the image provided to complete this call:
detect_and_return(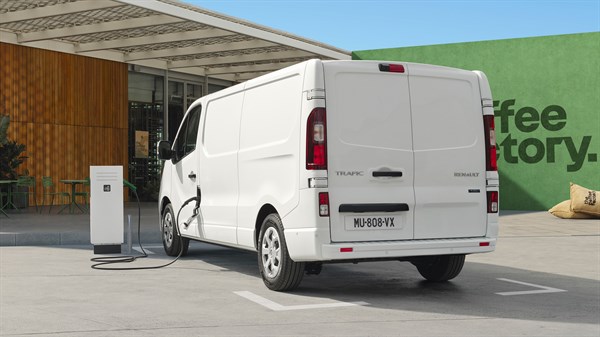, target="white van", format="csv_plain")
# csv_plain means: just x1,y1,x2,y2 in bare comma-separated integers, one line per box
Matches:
157,59,499,291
